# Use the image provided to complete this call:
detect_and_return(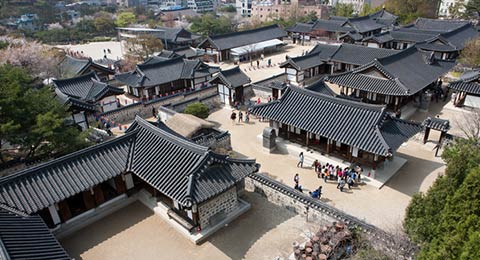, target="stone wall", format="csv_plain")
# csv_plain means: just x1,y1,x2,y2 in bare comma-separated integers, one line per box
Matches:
198,186,238,229
96,86,220,125
245,174,417,259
